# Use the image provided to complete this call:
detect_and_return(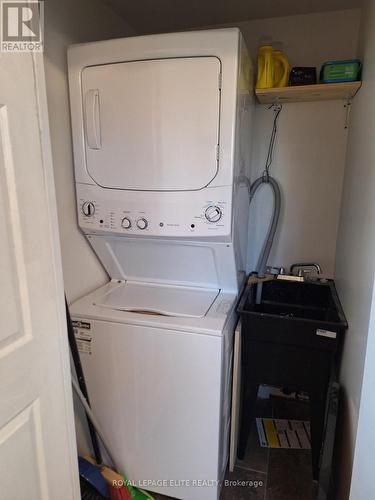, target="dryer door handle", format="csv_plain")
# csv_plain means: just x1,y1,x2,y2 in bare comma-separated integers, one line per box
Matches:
84,89,101,150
